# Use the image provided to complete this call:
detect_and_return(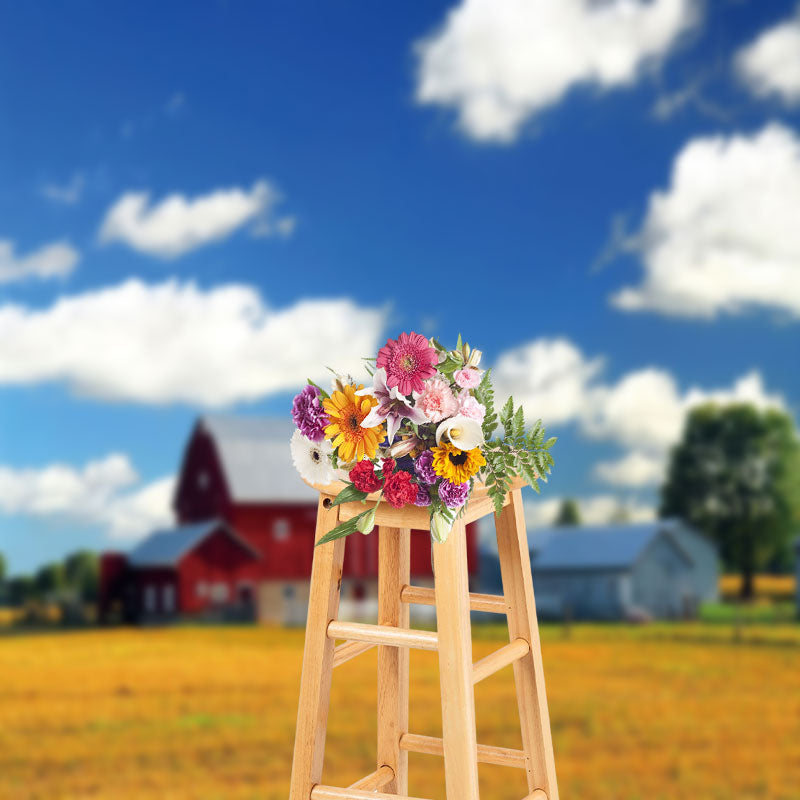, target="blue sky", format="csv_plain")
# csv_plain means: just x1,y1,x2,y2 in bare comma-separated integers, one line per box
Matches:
1,0,800,574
